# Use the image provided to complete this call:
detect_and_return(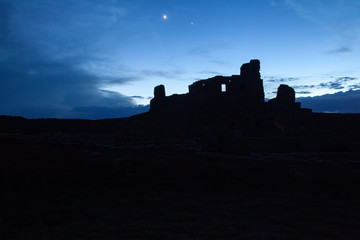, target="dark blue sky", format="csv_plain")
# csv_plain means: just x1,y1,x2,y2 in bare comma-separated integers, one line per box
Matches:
0,0,359,119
